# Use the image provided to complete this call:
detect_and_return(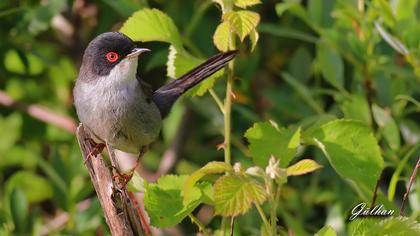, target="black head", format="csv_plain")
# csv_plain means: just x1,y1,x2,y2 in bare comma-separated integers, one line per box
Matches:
79,32,146,79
